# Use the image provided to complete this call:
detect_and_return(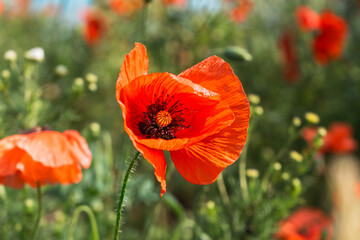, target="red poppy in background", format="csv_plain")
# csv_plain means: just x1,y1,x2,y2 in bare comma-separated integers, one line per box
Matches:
0,1,3,16
11,0,31,16
231,0,253,24
295,6,320,32
116,43,250,196
275,208,333,240
83,9,107,46
0,129,92,189
278,30,300,82
162,0,187,7
110,0,143,15
313,11,348,64
302,122,357,154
